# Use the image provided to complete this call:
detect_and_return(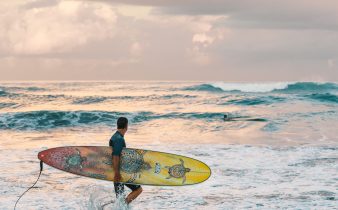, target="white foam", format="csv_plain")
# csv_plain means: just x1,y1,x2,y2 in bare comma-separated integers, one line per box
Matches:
211,82,293,93
3,145,337,209
87,186,130,210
